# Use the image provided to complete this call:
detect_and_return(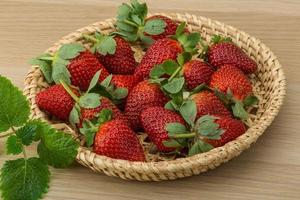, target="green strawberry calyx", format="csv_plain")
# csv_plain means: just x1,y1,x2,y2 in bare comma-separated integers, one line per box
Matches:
80,109,113,147
115,0,166,46
83,32,117,56
170,22,200,54
163,113,225,156
213,88,259,120
30,43,86,84
89,74,129,105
